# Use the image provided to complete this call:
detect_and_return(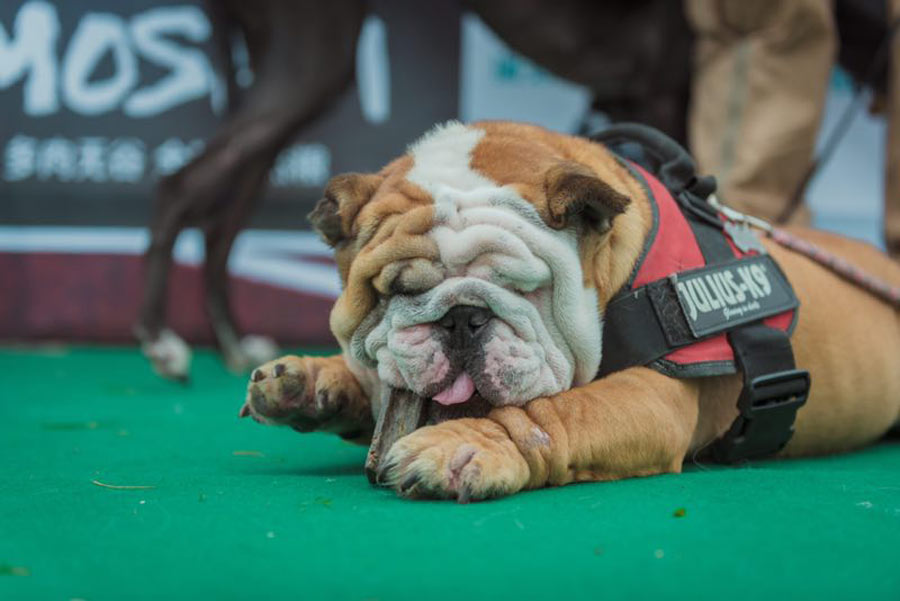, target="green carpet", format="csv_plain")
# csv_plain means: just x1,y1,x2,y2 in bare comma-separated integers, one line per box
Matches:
1,346,898,601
